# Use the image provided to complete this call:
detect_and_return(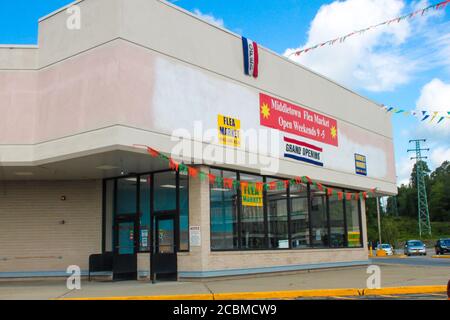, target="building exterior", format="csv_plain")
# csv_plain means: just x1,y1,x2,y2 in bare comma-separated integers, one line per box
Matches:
0,0,396,280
